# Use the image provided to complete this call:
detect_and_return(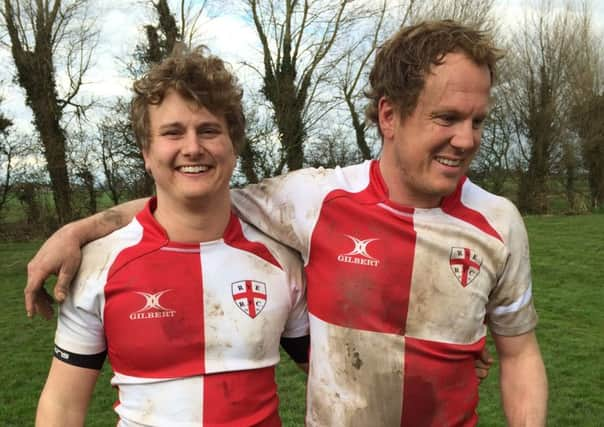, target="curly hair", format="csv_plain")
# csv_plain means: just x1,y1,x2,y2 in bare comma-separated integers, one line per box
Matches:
131,45,246,153
365,20,504,136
